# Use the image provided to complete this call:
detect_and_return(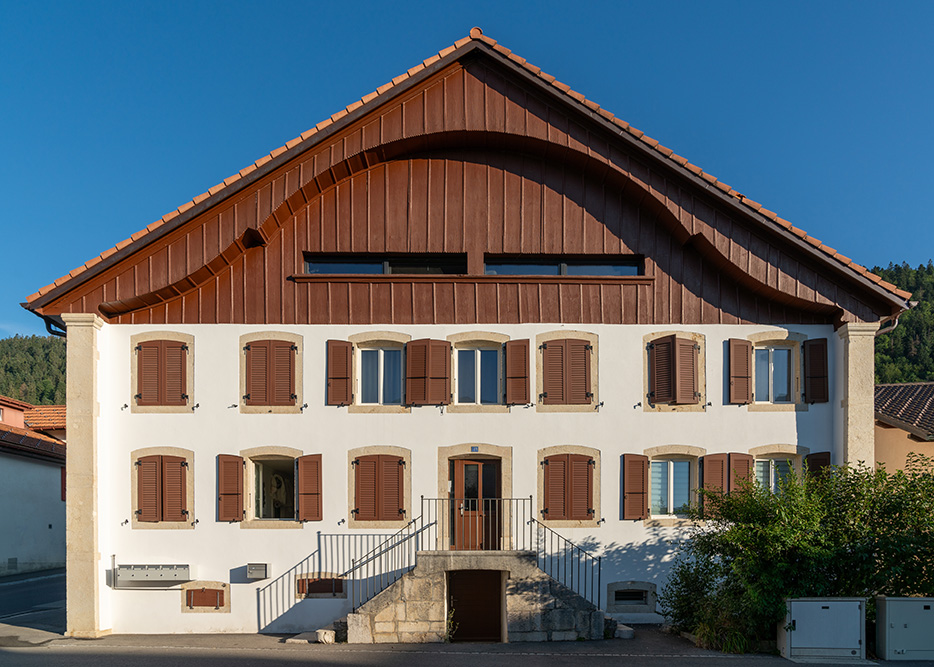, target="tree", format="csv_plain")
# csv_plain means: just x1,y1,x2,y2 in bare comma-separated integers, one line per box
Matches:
0,335,66,404
873,261,934,383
